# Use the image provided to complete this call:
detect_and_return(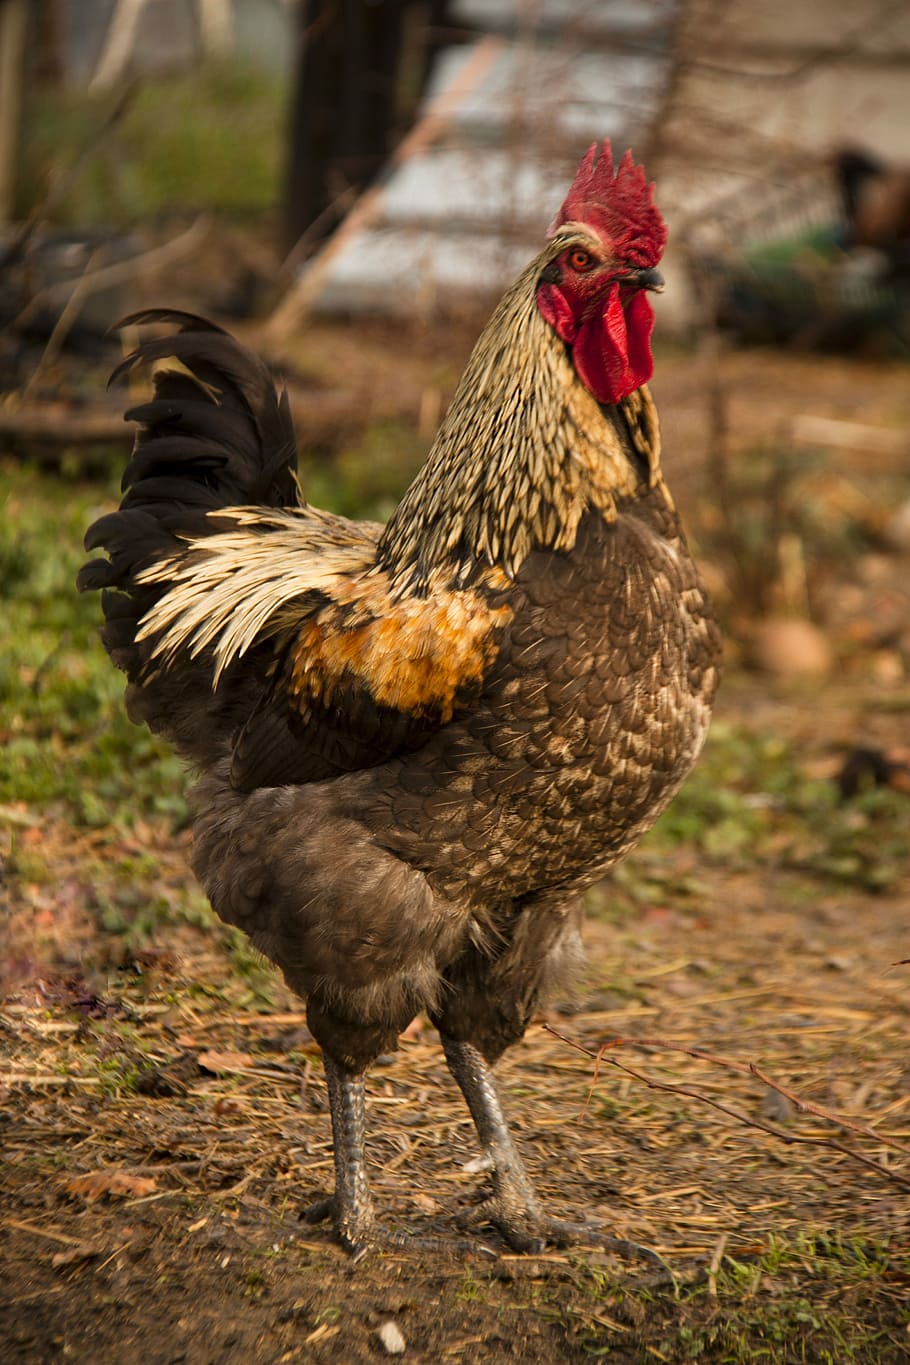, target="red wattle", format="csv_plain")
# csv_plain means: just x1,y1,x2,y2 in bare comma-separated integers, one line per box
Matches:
573,285,654,405
623,291,656,393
